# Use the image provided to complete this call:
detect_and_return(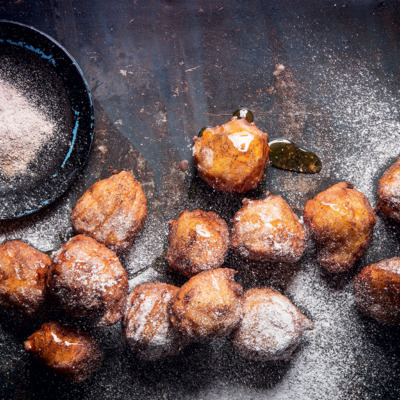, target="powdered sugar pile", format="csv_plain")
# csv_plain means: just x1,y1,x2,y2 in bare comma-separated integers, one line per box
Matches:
0,79,56,177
